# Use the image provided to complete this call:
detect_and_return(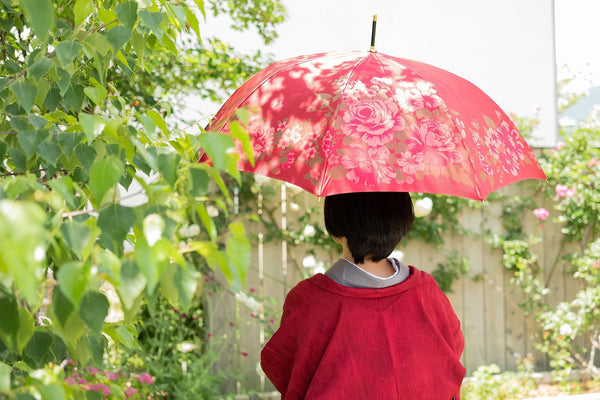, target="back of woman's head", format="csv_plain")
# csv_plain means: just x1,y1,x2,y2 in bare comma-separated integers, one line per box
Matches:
324,192,414,263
